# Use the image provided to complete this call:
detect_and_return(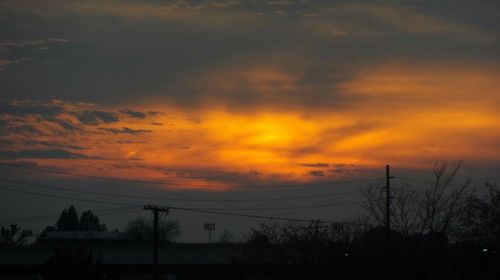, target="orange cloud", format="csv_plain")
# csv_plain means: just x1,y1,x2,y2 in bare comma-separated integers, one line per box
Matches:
3,62,499,190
